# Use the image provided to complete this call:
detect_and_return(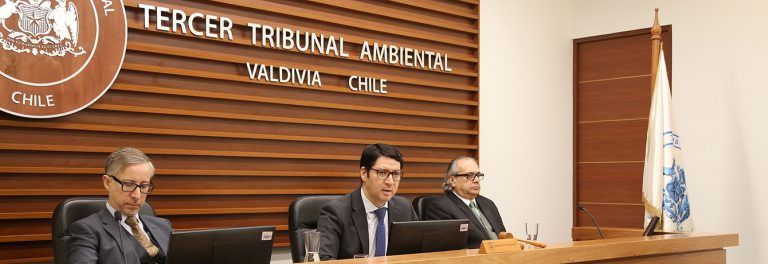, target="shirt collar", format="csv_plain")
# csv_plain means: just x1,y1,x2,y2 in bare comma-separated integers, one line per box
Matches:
452,190,475,206
360,187,388,213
